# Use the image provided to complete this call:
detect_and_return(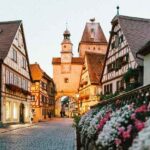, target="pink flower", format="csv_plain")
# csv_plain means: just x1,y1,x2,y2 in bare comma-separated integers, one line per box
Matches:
118,127,125,135
131,113,136,120
115,138,121,146
135,120,145,131
127,125,132,131
135,105,147,113
122,130,131,139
